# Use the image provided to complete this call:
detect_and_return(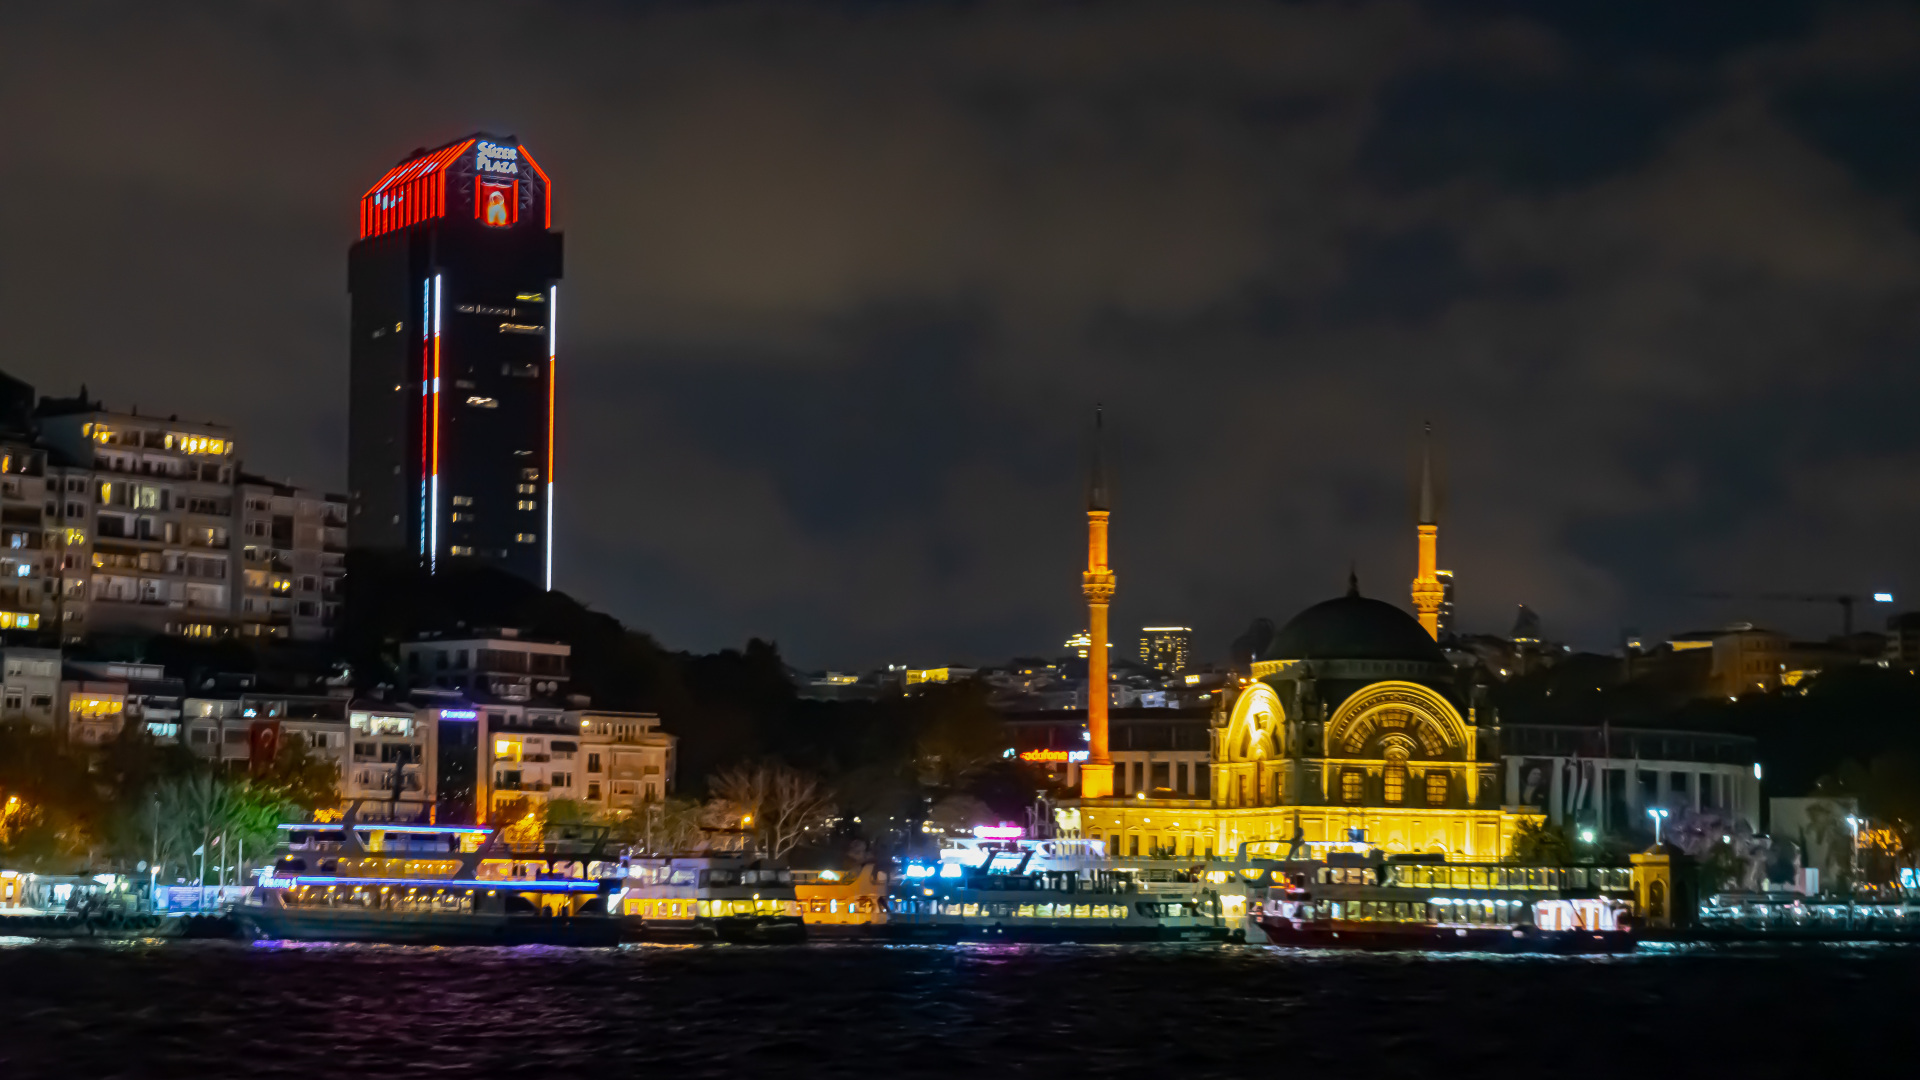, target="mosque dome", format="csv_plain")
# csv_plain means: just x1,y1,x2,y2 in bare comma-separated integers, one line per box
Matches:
1263,582,1447,665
